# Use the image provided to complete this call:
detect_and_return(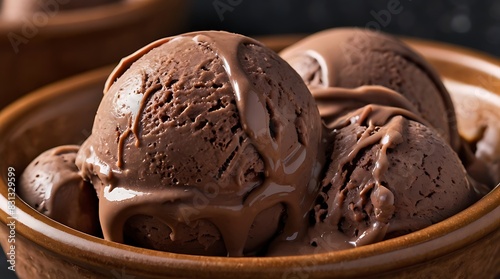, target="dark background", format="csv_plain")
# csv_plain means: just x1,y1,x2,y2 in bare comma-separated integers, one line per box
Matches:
1,1,499,278
189,0,500,57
